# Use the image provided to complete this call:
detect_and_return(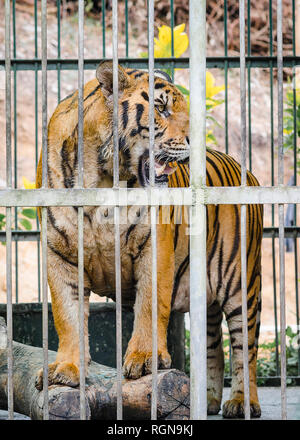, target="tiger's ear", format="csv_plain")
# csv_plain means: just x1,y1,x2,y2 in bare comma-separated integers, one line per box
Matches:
96,61,130,98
